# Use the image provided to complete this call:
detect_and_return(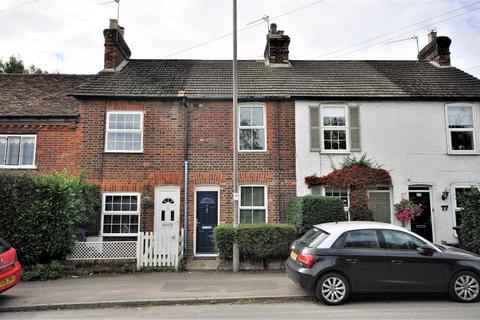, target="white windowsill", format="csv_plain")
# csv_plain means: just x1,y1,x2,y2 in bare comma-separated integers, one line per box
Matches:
104,150,144,154
0,165,37,169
